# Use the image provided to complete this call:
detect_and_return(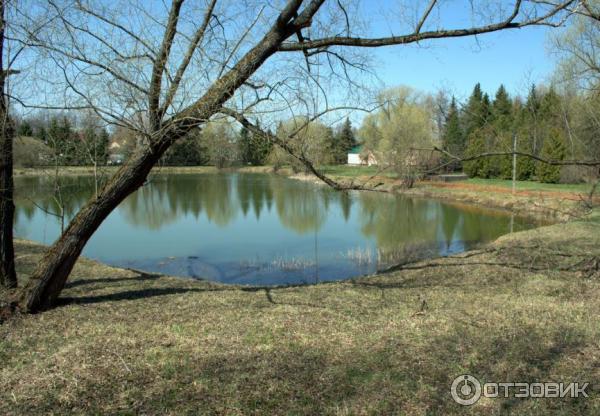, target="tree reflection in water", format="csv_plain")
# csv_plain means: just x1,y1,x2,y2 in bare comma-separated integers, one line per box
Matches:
13,173,540,285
